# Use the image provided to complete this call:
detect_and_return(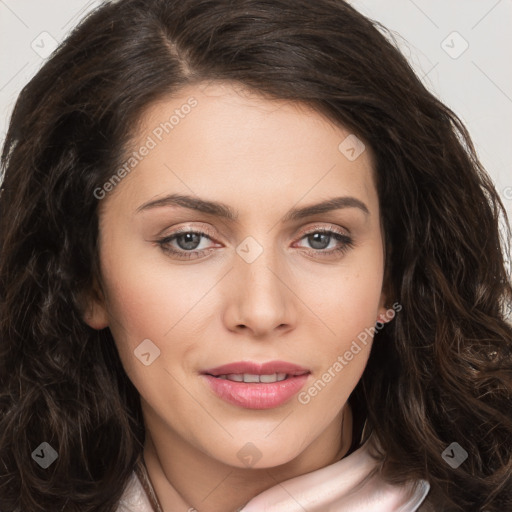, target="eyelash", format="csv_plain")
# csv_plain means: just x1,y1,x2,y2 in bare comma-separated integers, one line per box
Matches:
156,226,354,261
